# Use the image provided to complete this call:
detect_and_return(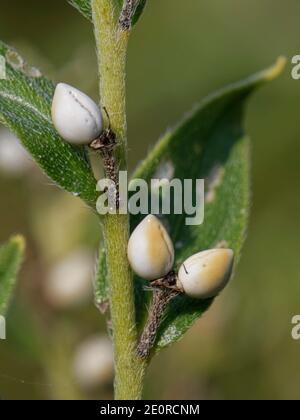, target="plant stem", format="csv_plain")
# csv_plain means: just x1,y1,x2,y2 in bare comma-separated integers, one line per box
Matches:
92,0,147,400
